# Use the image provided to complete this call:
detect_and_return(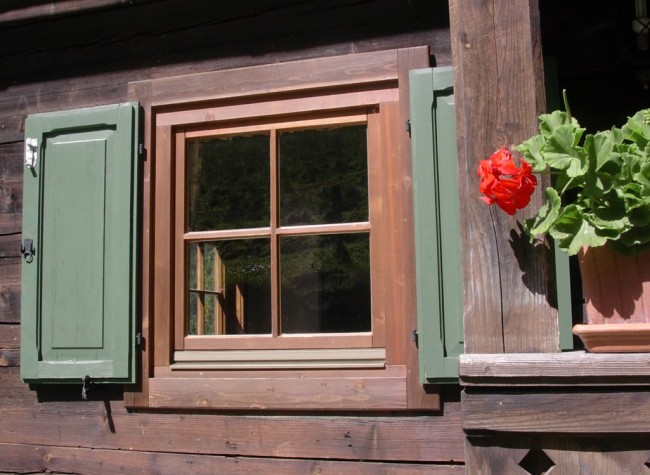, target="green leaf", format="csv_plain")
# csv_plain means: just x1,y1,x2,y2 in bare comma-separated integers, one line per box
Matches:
629,204,650,227
583,170,612,197
634,162,650,187
585,131,613,172
550,205,608,255
622,109,650,149
538,110,576,138
524,187,561,237
516,134,546,171
544,125,588,177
